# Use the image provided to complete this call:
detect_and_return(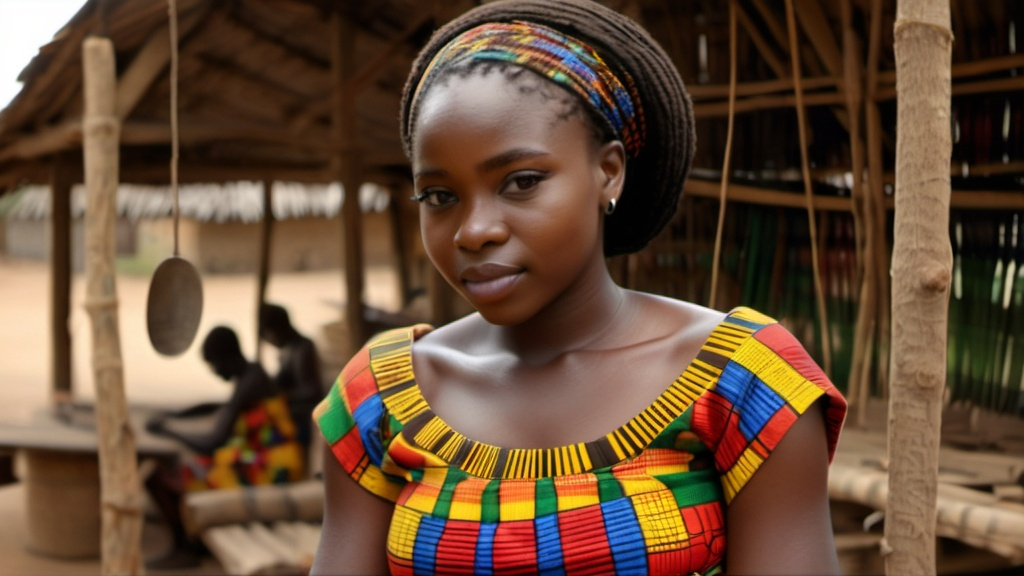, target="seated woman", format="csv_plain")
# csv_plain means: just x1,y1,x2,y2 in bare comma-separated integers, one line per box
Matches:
144,325,305,569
